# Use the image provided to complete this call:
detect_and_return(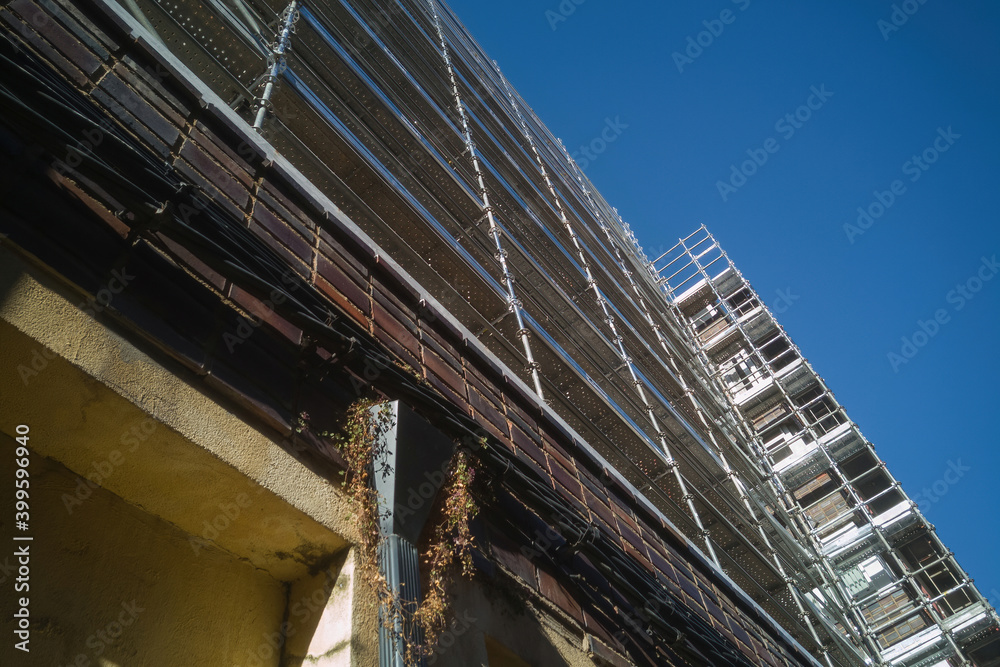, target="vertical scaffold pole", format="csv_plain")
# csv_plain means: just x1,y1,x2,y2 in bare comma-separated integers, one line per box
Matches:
495,68,719,564
600,221,837,666
427,1,544,400
662,229,912,663
253,0,298,132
